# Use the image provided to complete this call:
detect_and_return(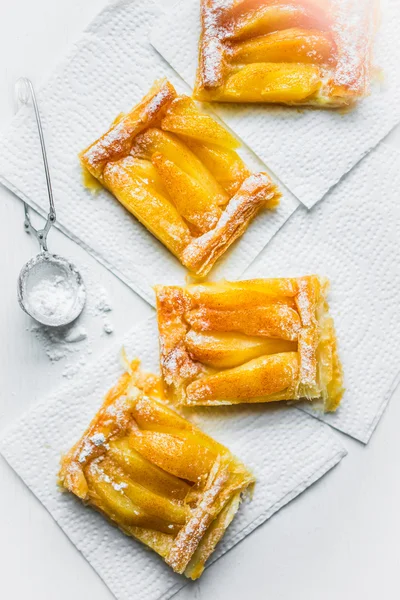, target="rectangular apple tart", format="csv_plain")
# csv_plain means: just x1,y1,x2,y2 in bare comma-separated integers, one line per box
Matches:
80,79,280,276
59,361,254,580
155,276,344,411
194,0,376,107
